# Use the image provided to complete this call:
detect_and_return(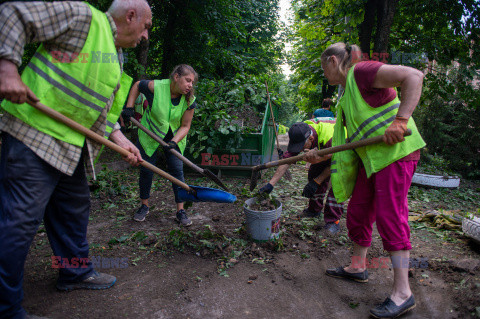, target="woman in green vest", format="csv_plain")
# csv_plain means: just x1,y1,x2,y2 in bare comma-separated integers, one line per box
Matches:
123,64,198,226
309,42,425,319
